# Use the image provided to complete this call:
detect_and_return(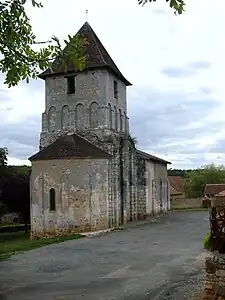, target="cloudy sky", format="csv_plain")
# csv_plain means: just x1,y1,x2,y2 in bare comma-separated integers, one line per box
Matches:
0,0,225,169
